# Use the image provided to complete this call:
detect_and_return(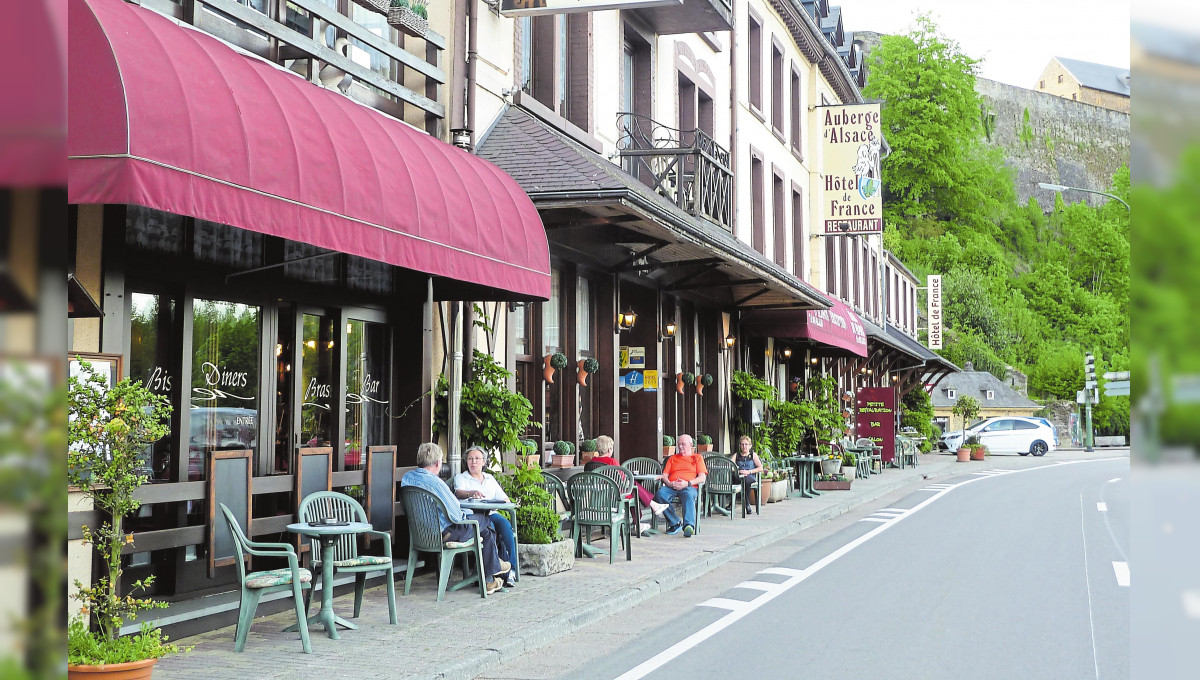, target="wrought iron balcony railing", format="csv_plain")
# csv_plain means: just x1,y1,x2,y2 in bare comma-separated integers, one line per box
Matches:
616,113,734,231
